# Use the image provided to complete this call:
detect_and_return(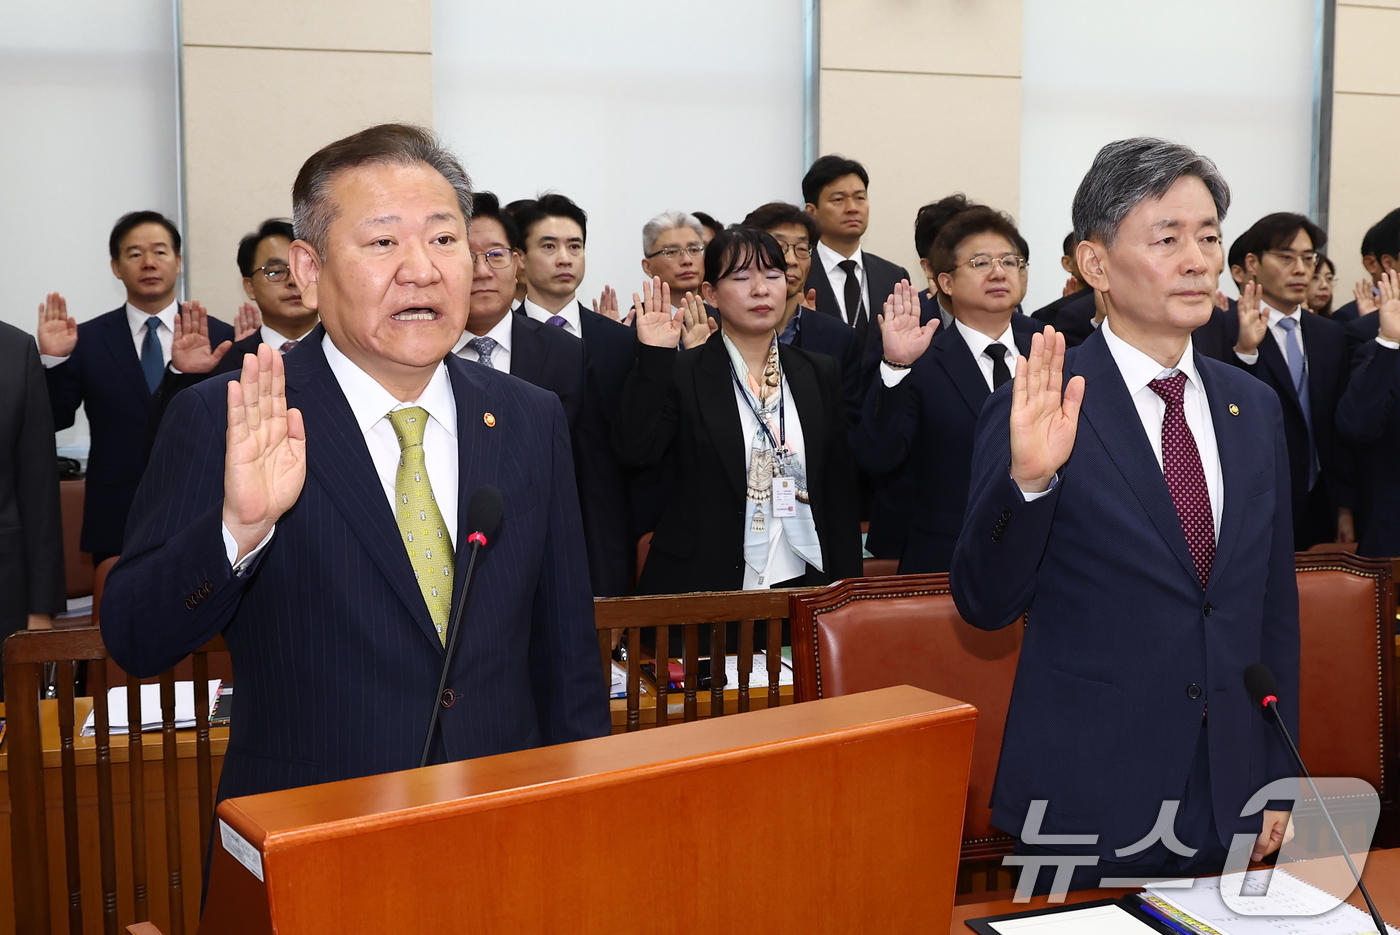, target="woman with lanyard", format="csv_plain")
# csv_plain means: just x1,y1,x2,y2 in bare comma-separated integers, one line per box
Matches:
613,226,862,597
